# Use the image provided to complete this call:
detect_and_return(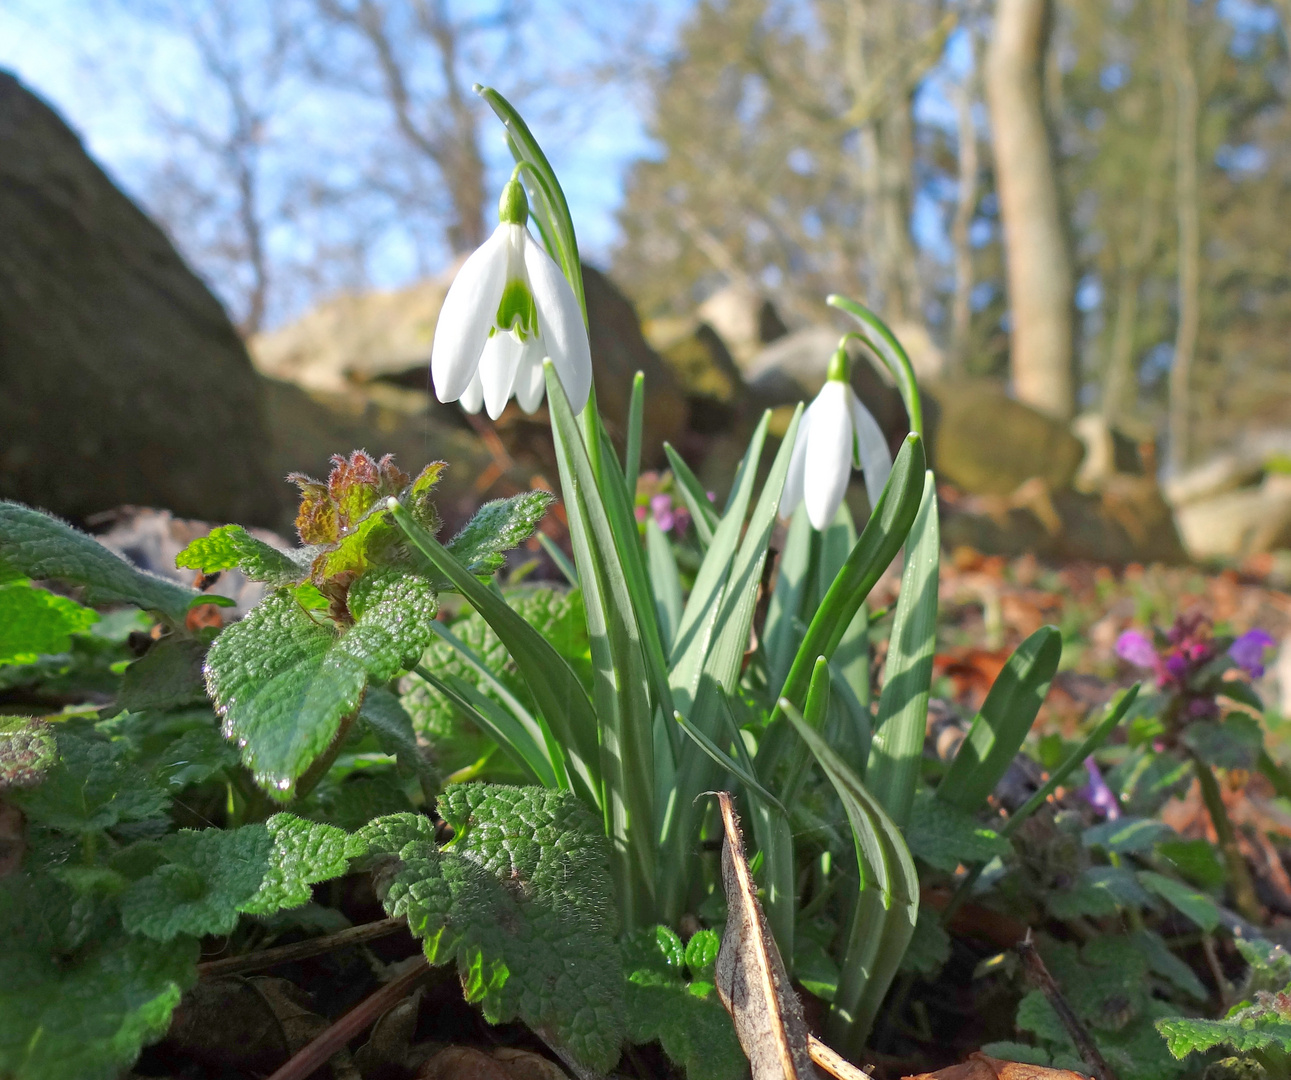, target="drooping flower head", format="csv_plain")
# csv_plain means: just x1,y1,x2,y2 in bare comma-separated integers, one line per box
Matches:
1230,628,1276,679
431,175,592,419
780,342,893,530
